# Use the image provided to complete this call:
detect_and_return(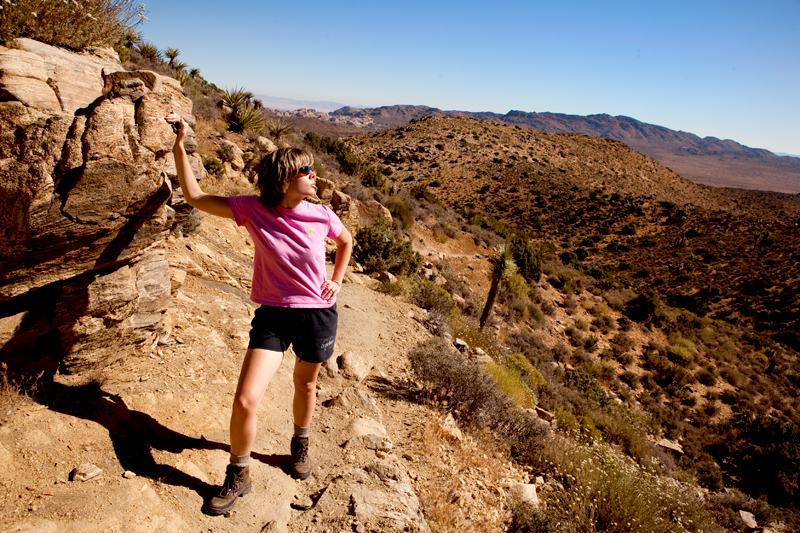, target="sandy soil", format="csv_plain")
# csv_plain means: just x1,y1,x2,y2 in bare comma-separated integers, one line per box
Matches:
0,214,465,533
